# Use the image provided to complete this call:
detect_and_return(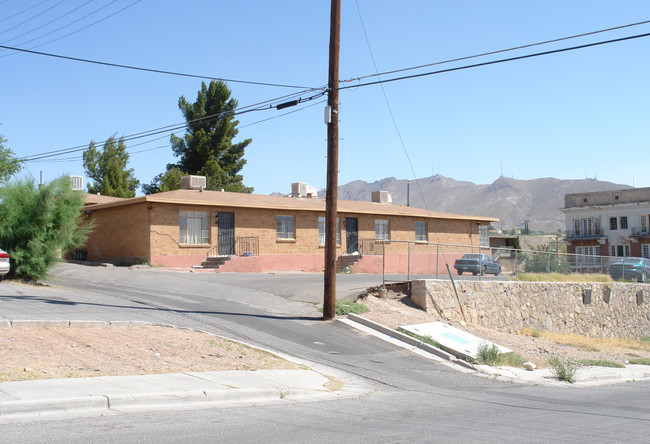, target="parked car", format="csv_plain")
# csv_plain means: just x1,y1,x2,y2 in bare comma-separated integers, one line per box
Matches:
608,257,650,283
454,253,501,276
0,248,10,280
